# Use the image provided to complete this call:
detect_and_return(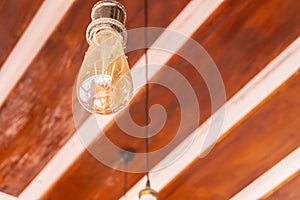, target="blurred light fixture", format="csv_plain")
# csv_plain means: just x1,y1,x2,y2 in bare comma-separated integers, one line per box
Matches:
76,0,133,115
139,180,158,200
